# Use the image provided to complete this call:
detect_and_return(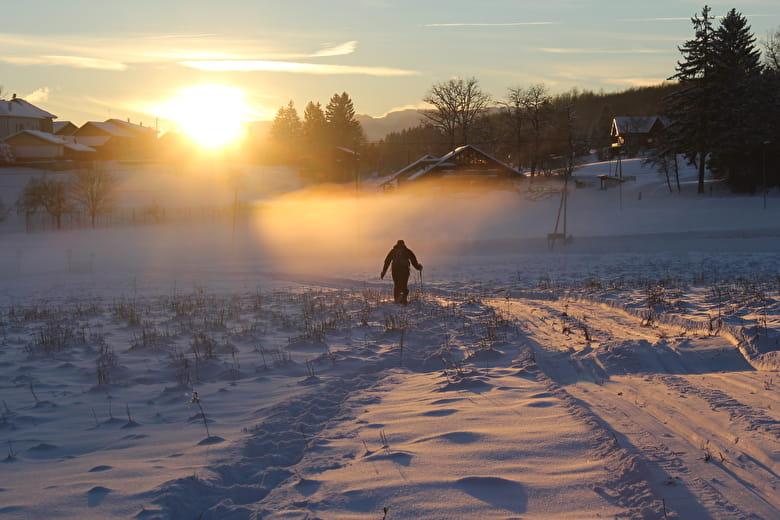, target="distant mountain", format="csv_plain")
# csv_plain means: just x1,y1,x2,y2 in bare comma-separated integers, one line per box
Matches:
357,109,425,141
248,108,425,142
